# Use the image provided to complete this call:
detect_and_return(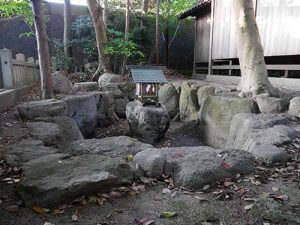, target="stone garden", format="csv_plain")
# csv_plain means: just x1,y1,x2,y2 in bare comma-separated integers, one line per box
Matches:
0,71,300,225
